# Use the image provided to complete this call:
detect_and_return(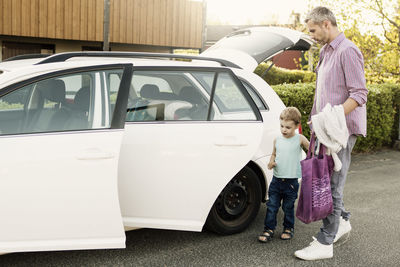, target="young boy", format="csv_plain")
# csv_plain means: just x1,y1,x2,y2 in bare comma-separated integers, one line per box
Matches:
258,107,310,242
